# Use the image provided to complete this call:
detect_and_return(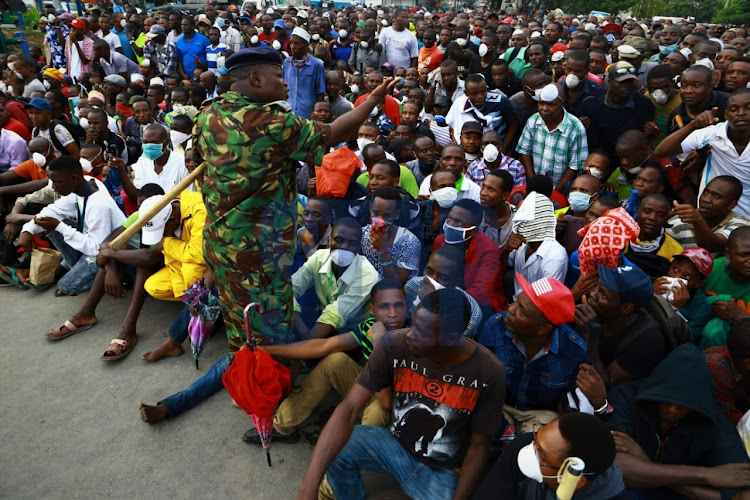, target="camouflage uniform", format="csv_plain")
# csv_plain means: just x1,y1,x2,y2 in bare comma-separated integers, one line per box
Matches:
194,92,328,350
